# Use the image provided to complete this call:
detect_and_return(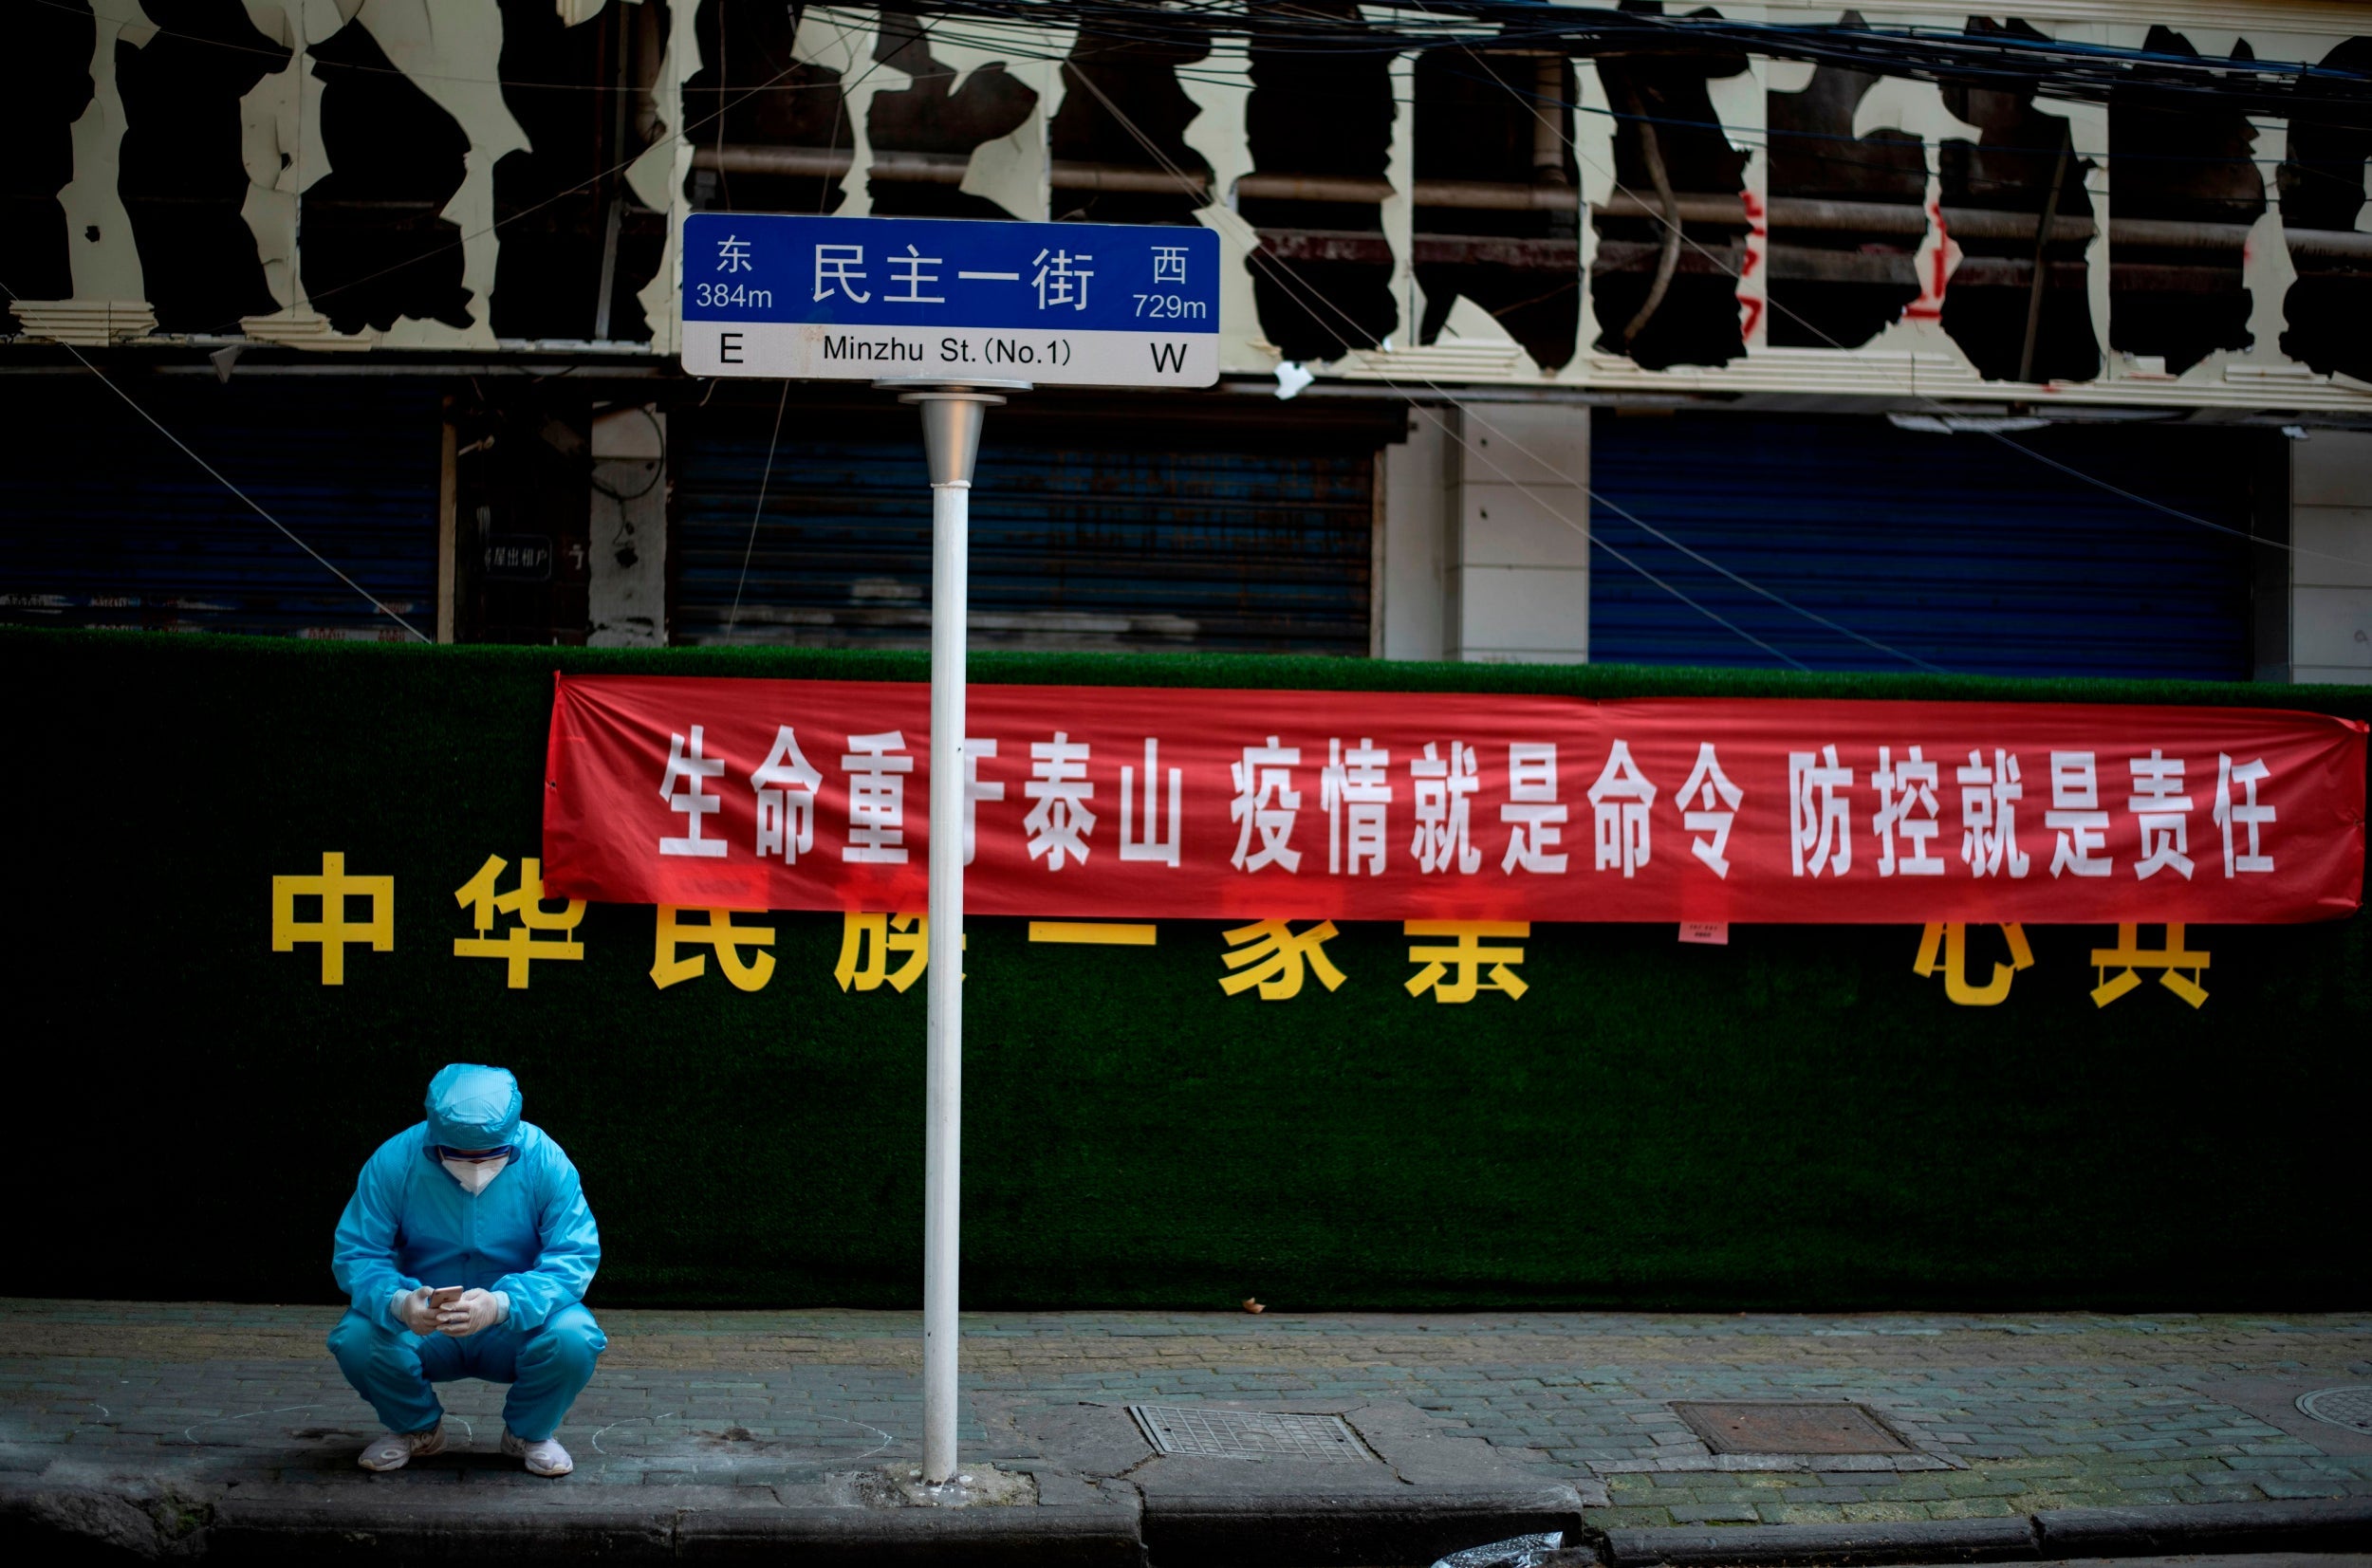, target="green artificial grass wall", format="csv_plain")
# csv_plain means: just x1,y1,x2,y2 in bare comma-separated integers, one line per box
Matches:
4,627,2365,1311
